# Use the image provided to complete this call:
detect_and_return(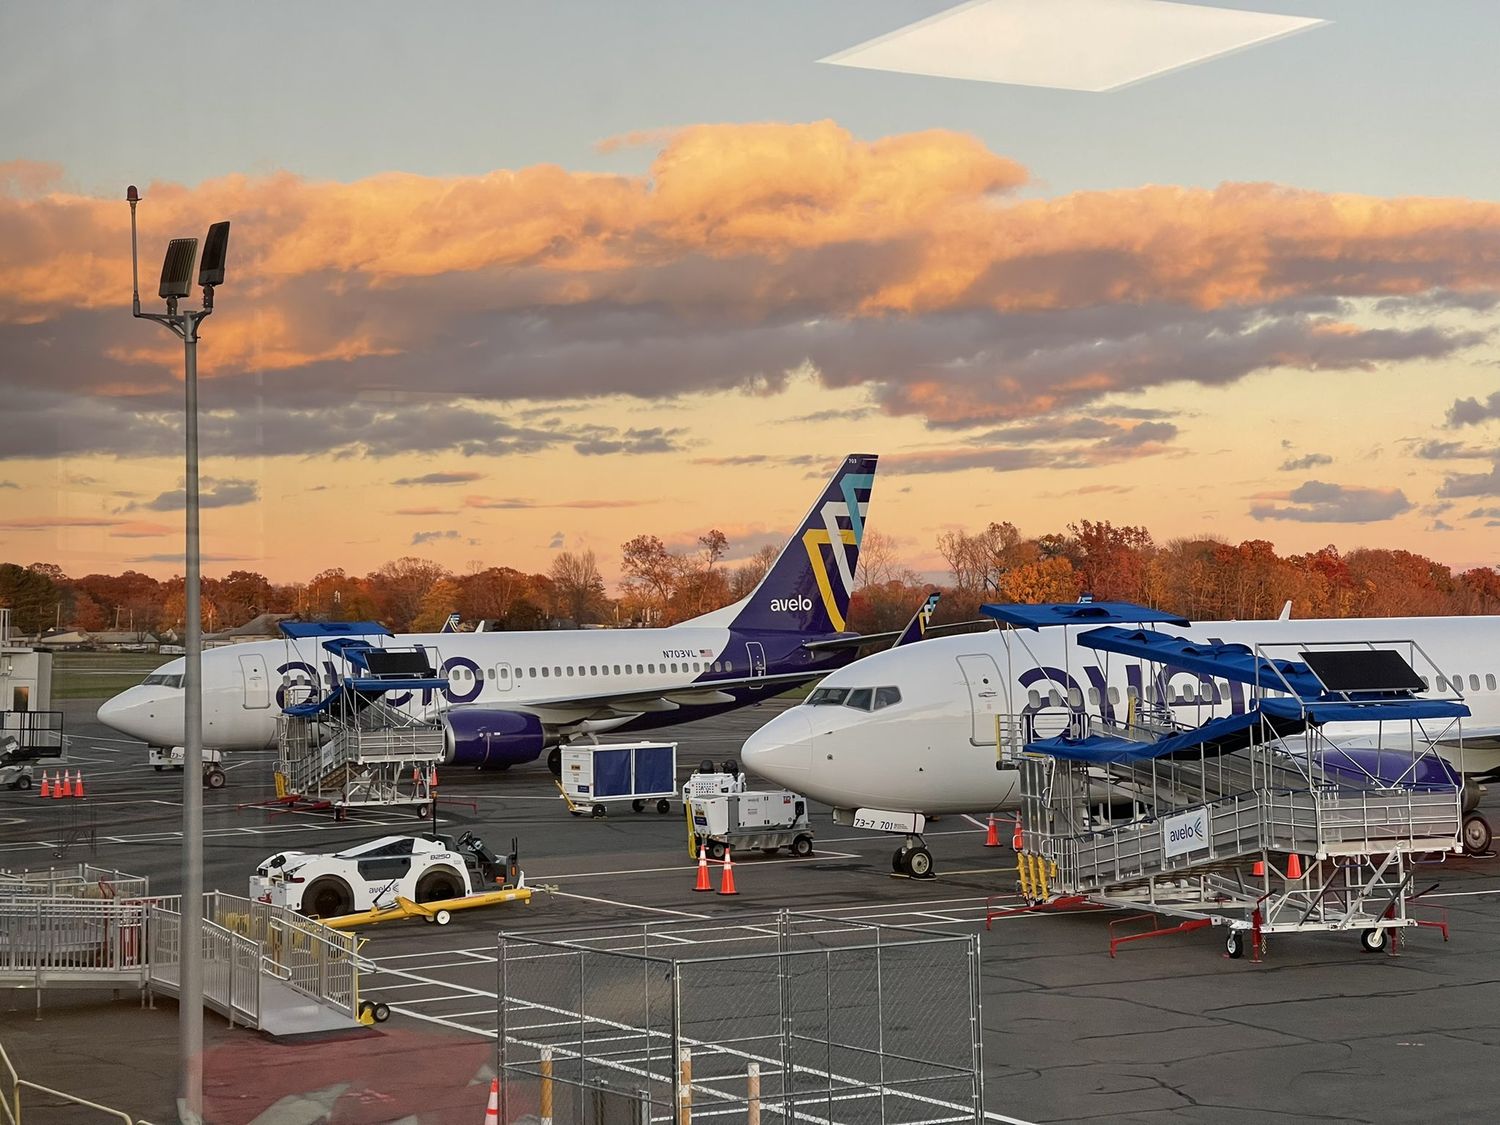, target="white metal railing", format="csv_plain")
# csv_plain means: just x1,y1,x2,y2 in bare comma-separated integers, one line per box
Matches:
0,864,148,901
1048,783,1461,893
0,898,150,989
147,892,363,1022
